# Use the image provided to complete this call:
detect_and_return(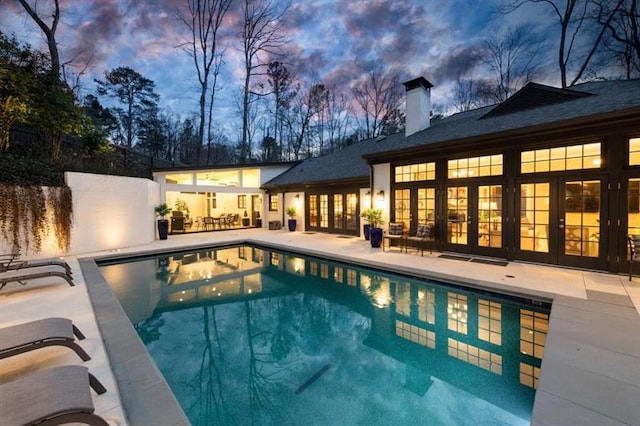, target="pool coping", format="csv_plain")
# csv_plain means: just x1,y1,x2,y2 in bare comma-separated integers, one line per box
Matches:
82,236,640,425
79,258,190,426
